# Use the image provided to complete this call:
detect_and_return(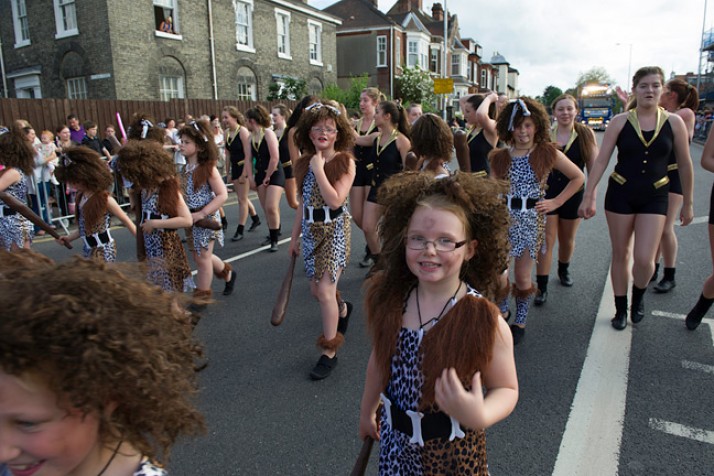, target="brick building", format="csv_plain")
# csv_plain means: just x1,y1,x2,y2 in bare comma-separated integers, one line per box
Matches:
0,0,340,101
